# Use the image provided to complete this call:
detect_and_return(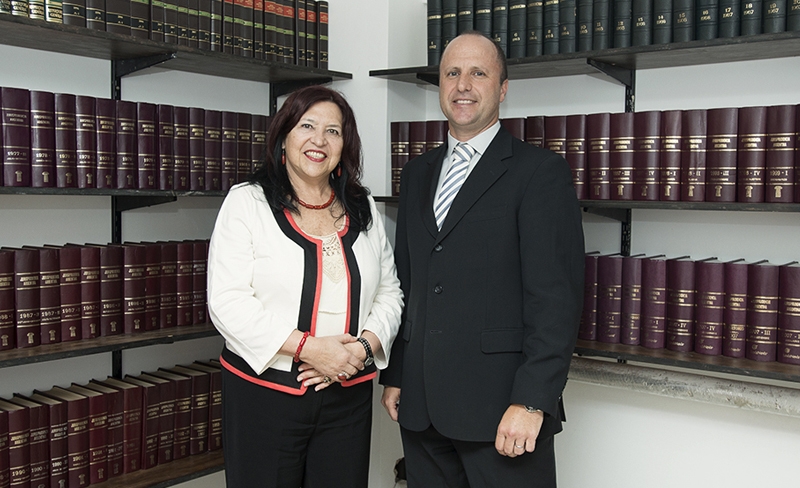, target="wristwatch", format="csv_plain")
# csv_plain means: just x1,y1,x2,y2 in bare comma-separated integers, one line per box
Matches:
357,337,374,367
525,406,543,414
